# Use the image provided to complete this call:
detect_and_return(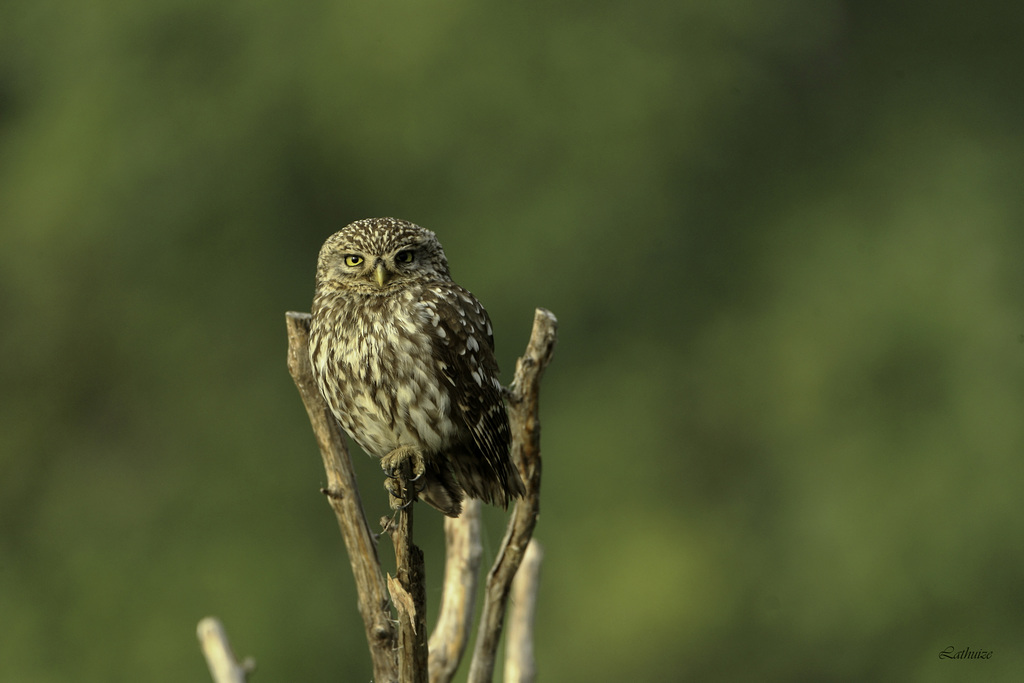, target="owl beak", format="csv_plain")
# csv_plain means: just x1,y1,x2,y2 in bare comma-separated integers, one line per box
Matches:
374,262,390,288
